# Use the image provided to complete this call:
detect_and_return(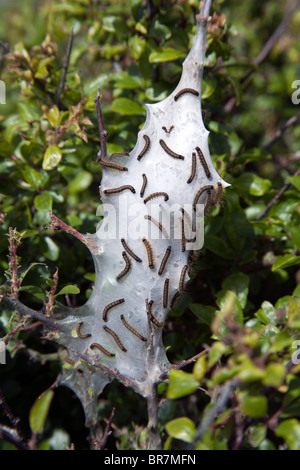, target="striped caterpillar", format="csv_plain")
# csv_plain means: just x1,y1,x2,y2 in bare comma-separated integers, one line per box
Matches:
195,146,211,179
76,321,91,339
144,215,170,240
98,157,128,172
121,238,142,263
90,342,115,358
158,245,172,276
140,173,148,198
103,185,136,195
145,299,164,328
102,298,125,322
187,152,197,184
174,88,199,101
159,139,185,160
142,238,155,269
193,185,213,212
144,192,169,204
116,251,132,281
103,325,127,353
137,135,151,161
120,315,147,342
